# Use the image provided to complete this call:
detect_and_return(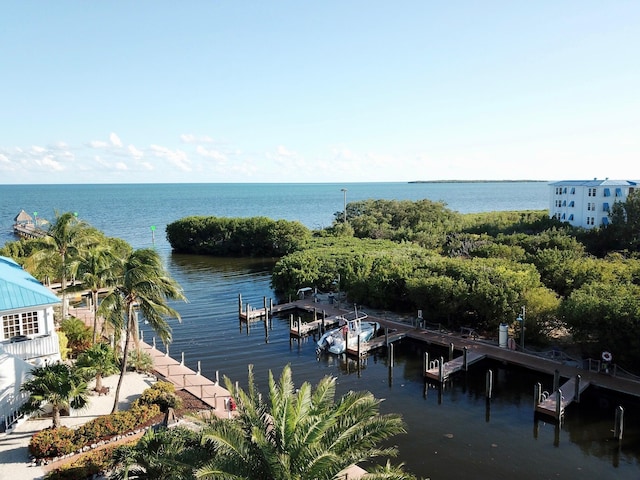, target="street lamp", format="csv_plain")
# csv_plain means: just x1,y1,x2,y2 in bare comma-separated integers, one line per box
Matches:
516,306,526,350
341,188,347,223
